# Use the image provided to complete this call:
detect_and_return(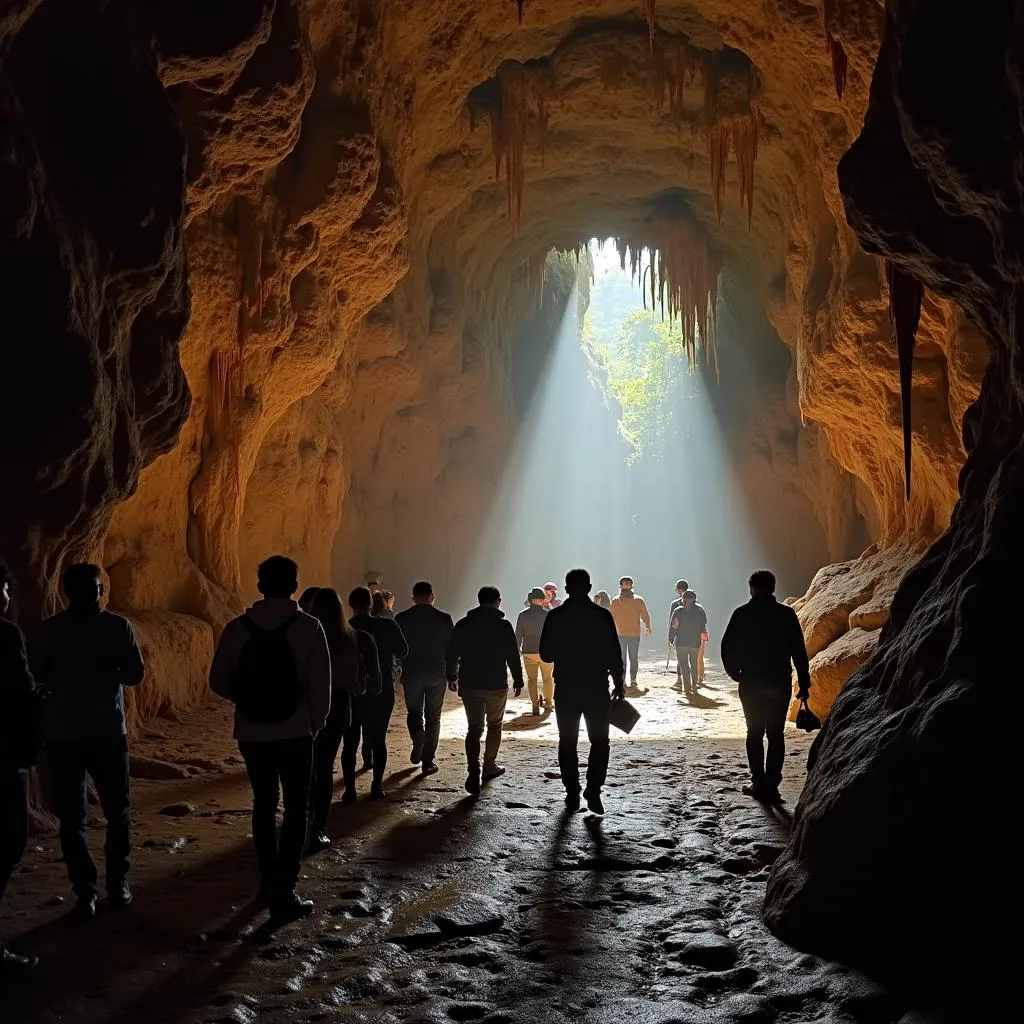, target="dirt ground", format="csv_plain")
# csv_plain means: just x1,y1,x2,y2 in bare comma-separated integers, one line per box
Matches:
1,652,912,1024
